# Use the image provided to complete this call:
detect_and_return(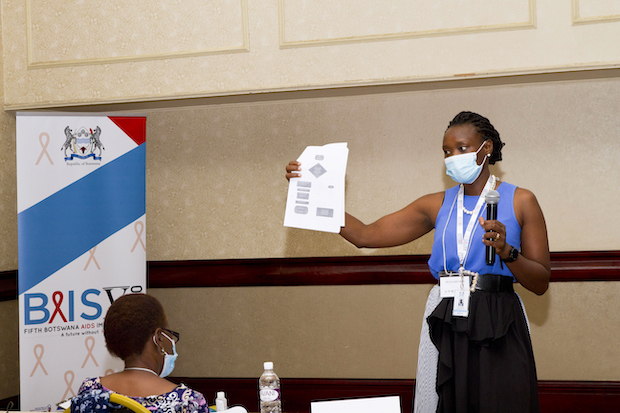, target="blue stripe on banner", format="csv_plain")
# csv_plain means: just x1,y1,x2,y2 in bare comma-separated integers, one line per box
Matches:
18,144,145,294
